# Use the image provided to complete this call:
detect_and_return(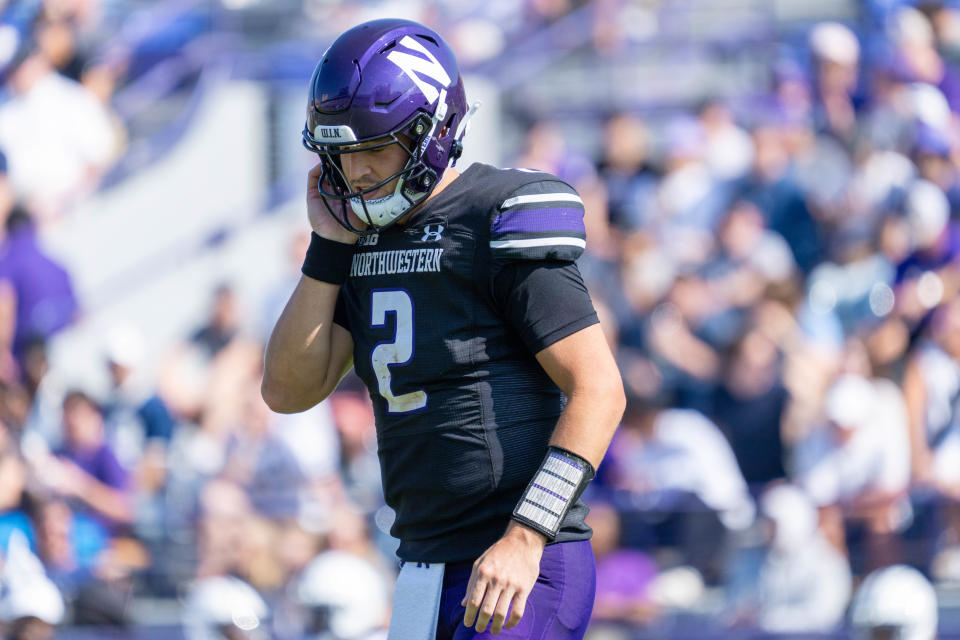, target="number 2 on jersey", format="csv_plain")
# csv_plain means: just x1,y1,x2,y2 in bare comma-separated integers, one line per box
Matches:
370,289,427,413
